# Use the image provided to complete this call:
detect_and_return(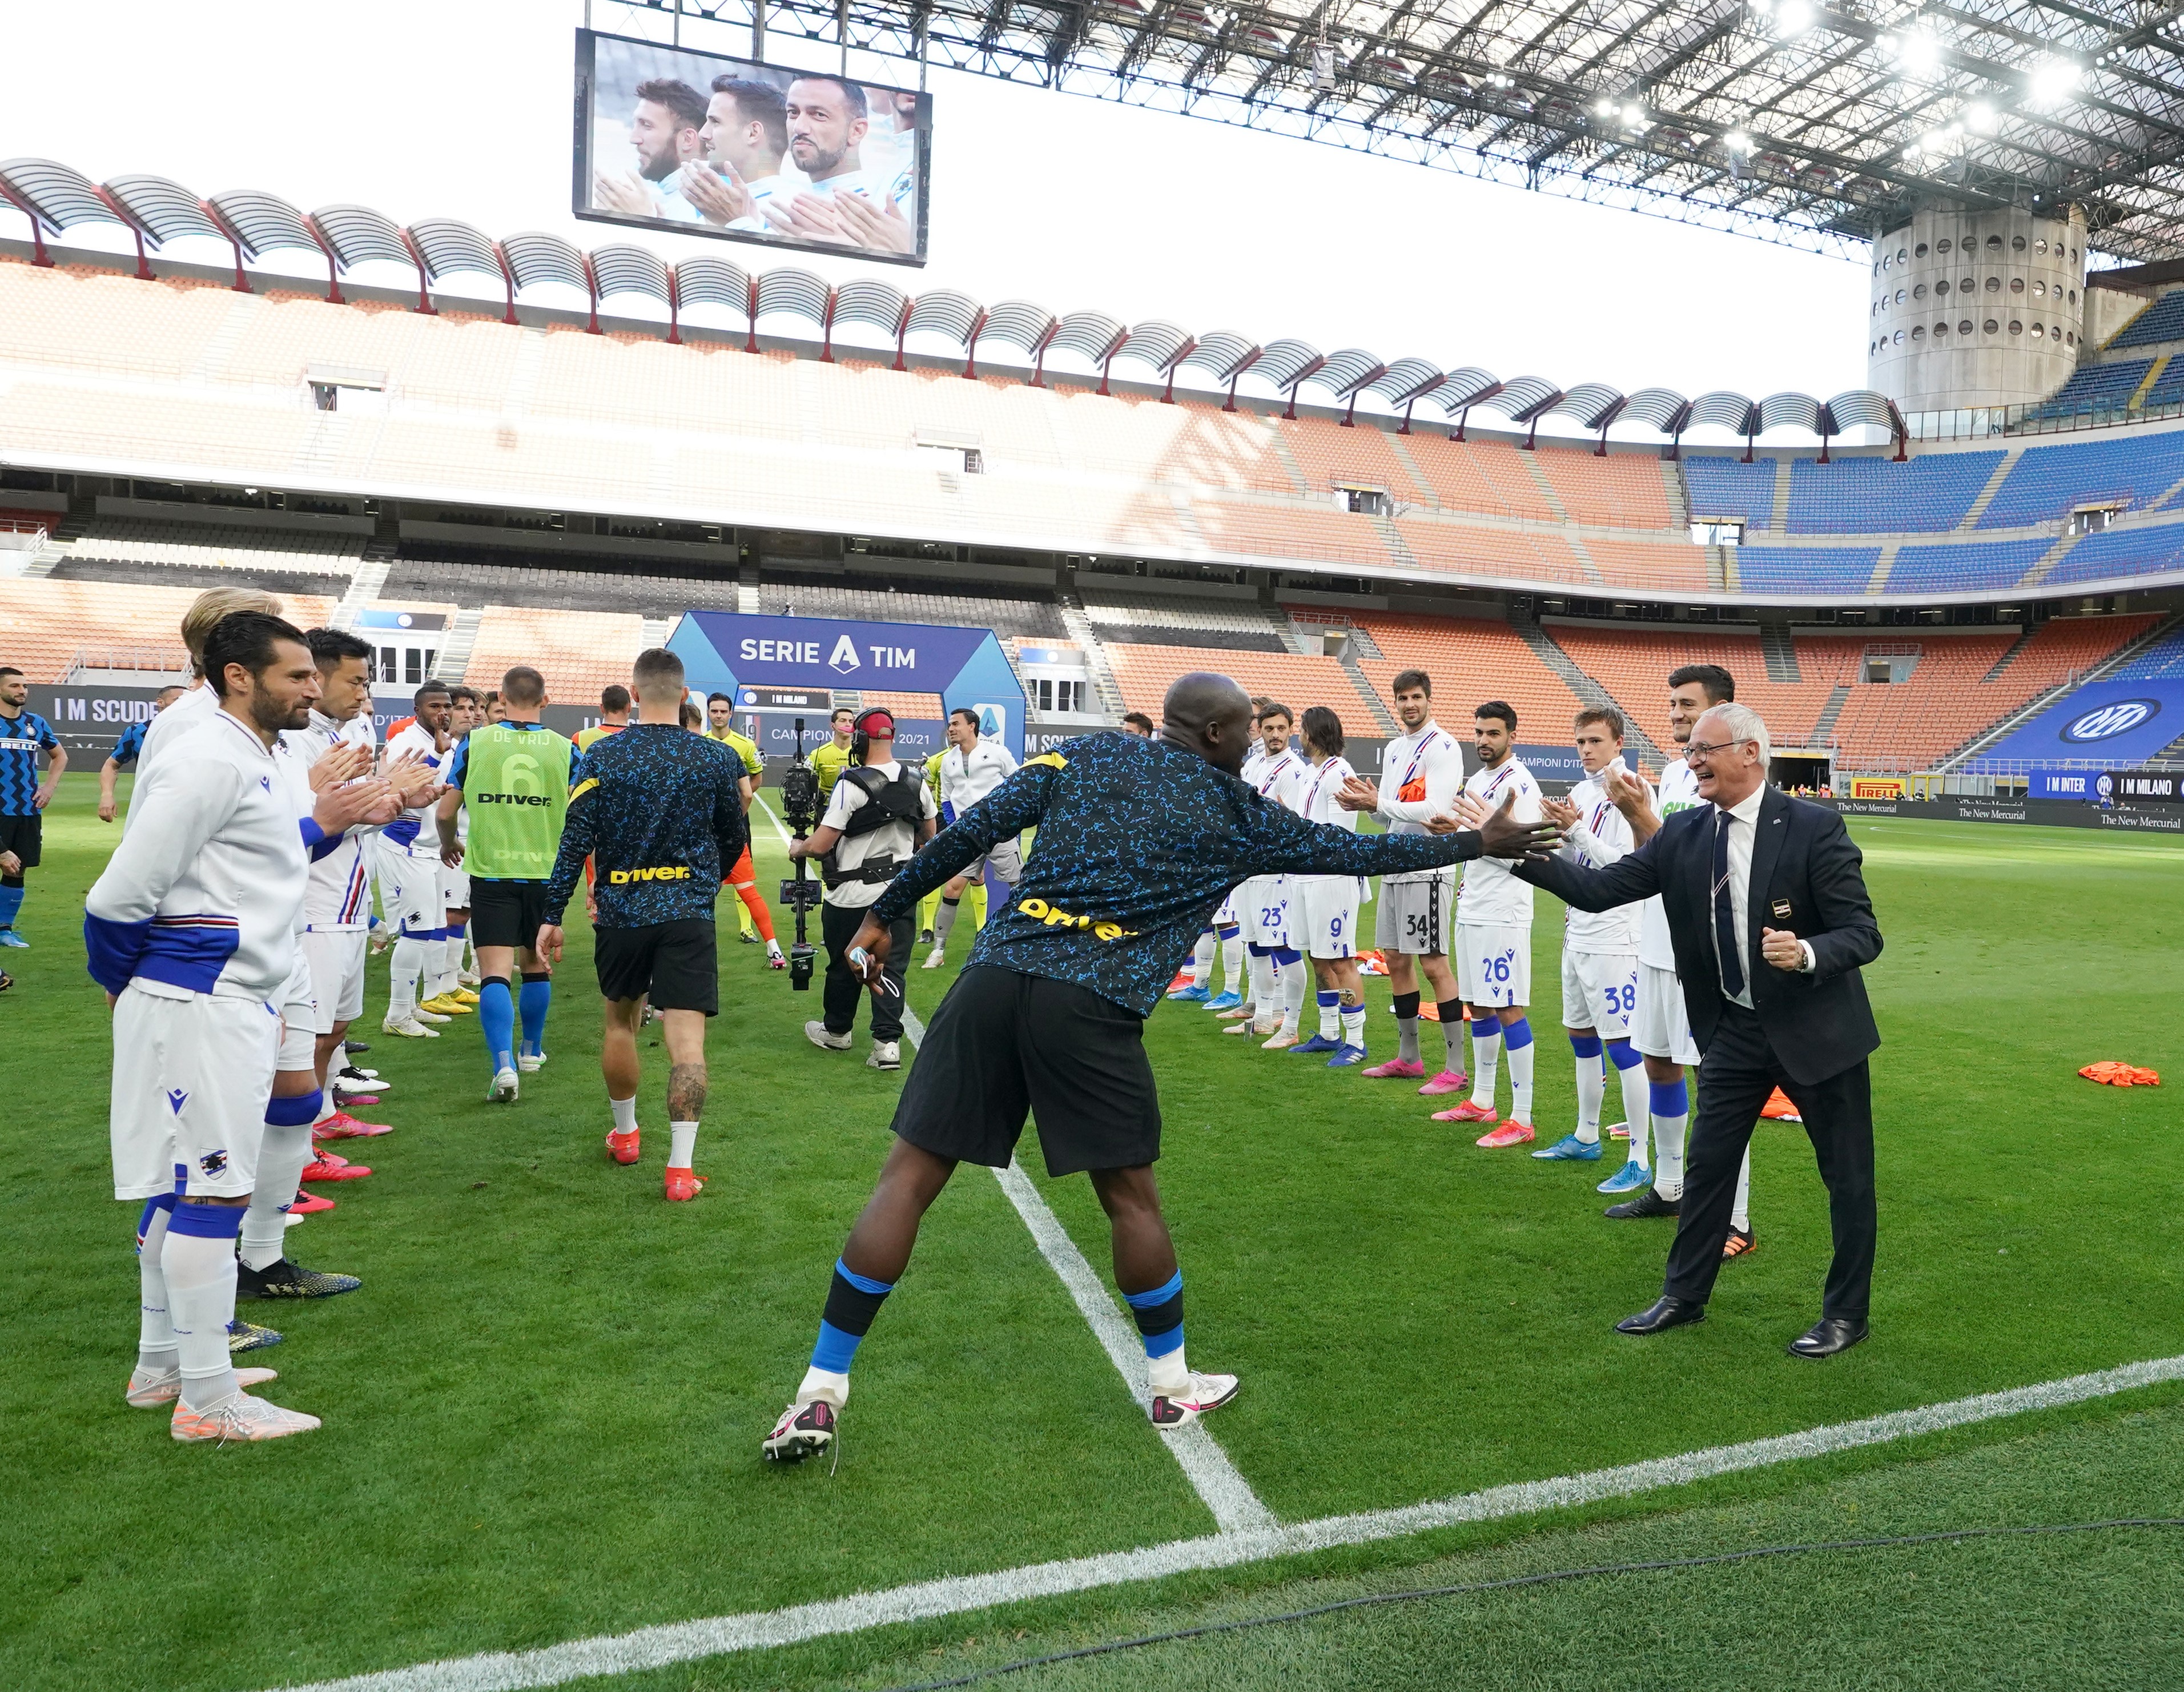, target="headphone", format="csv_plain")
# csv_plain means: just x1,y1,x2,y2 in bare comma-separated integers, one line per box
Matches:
850,707,896,766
